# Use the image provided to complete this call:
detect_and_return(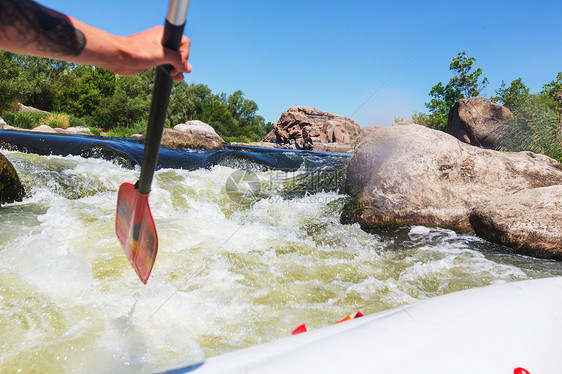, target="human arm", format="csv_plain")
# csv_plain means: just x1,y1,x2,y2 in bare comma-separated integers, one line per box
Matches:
0,0,191,81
